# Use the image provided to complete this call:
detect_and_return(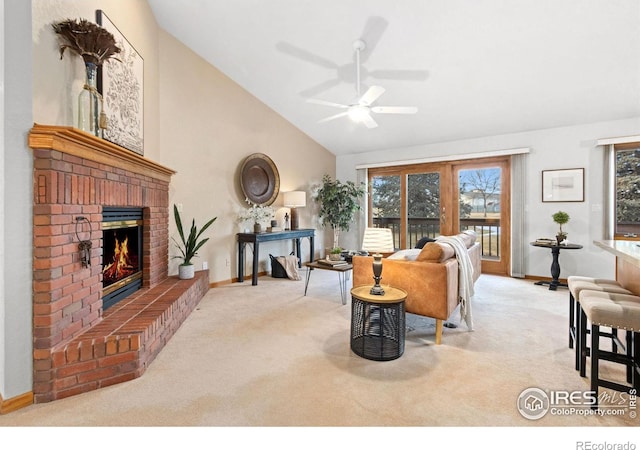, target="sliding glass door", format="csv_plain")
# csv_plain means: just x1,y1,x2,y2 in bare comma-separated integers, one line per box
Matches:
453,159,510,275
369,156,511,275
